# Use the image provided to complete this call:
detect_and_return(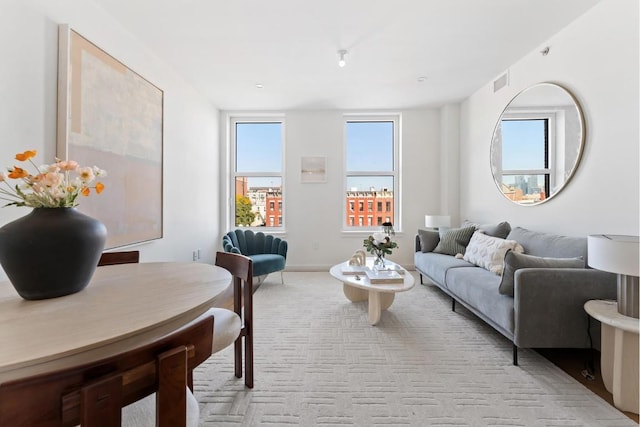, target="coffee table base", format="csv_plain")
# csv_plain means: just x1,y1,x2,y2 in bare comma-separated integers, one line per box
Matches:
343,283,395,325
